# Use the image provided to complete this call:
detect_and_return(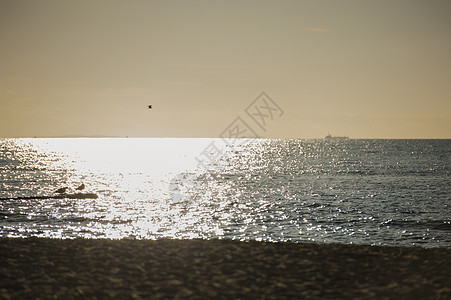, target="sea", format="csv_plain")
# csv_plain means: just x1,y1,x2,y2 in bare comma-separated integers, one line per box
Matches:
0,138,450,247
